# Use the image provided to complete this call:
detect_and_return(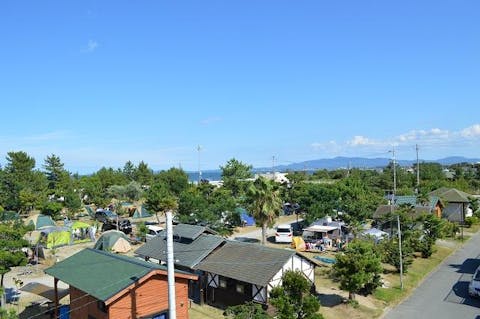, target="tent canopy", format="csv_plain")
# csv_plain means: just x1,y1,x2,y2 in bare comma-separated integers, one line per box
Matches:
361,228,388,238
94,230,131,252
132,206,152,219
71,221,91,230
304,225,339,233
111,237,132,253
20,282,69,302
237,208,255,226
25,214,56,230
